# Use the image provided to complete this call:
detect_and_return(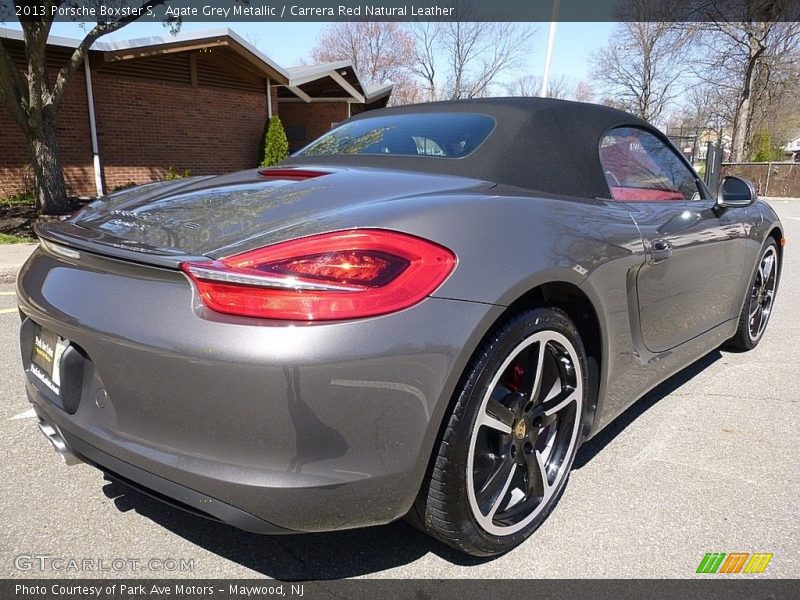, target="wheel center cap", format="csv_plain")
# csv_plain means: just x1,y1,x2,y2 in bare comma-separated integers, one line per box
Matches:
514,419,527,440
